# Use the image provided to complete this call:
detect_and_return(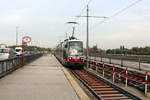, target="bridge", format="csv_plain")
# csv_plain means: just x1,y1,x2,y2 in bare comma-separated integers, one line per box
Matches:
0,54,150,100
0,54,89,100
